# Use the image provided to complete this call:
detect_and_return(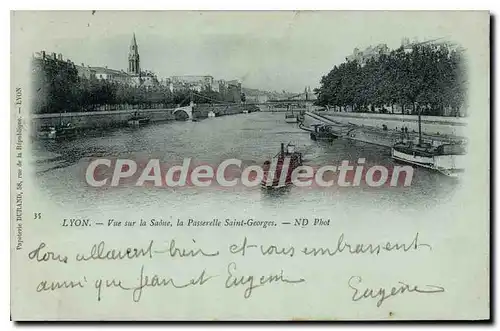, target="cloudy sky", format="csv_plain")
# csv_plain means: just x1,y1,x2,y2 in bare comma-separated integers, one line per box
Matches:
13,11,477,92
